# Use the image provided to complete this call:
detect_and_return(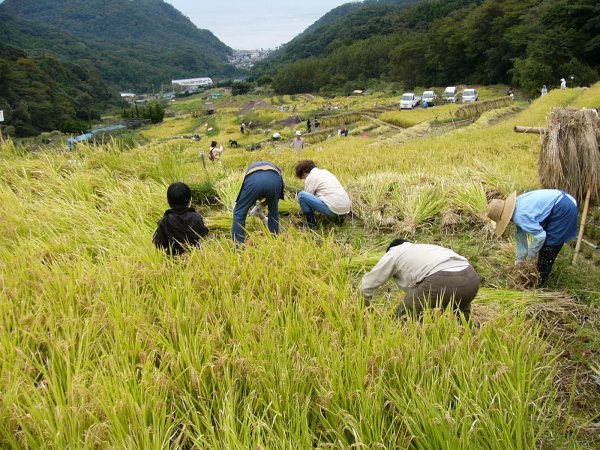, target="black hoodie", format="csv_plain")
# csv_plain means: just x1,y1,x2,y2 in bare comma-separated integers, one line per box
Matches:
152,207,208,255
